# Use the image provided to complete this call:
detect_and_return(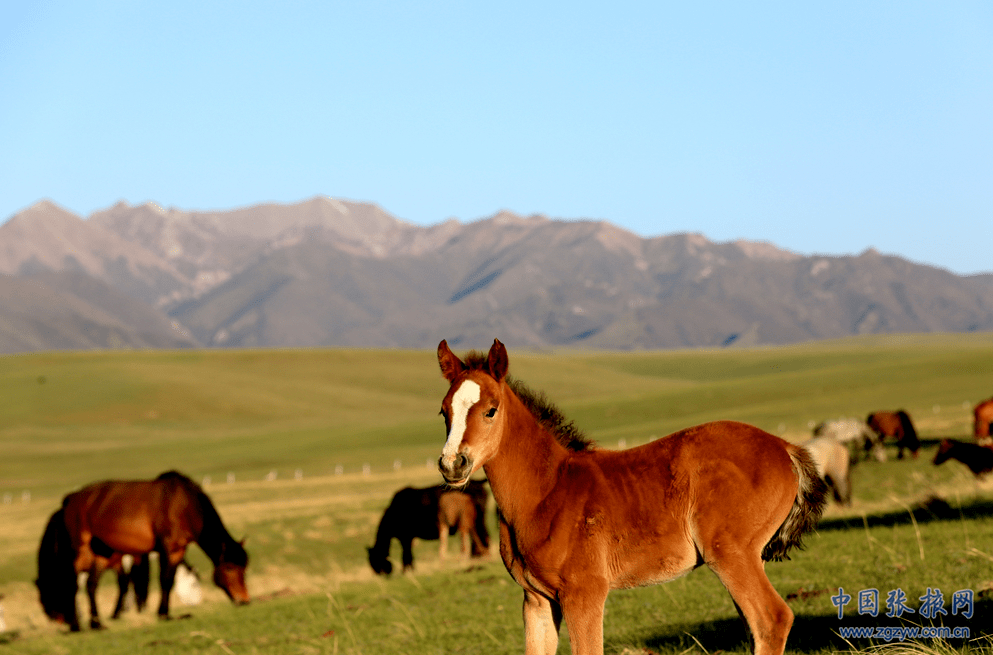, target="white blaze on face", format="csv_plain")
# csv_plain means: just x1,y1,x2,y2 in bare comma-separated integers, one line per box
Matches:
442,380,481,461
